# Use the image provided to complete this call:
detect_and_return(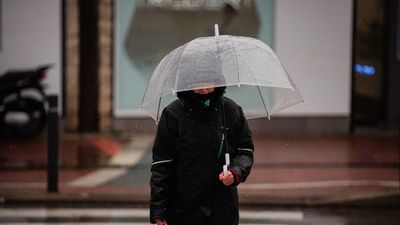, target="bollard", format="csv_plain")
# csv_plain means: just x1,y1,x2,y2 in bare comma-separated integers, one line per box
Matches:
47,95,59,193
